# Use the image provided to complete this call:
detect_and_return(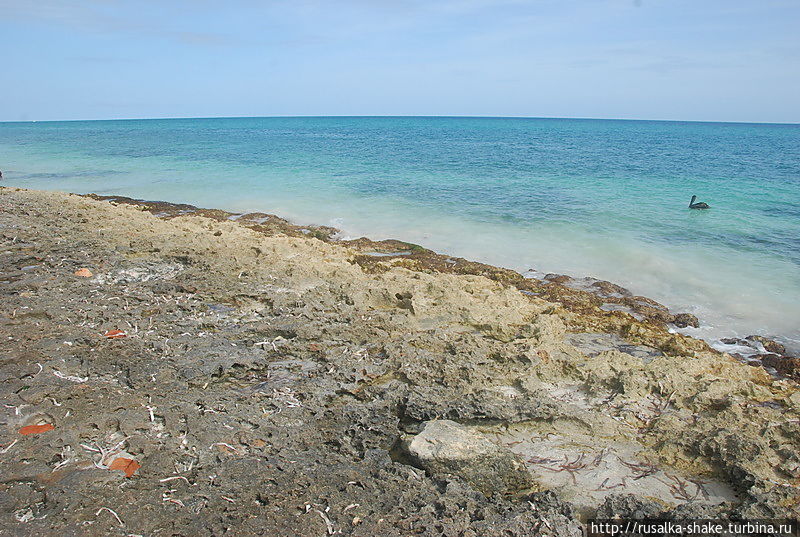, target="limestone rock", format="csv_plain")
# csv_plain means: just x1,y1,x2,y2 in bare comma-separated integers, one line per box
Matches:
403,420,533,495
